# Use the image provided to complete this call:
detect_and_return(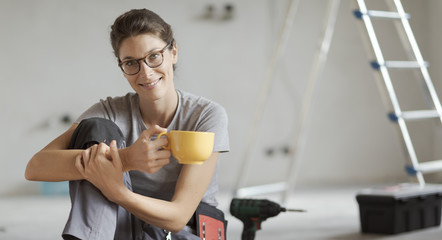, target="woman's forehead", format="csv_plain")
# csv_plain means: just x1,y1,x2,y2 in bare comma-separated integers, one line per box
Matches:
119,34,165,58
